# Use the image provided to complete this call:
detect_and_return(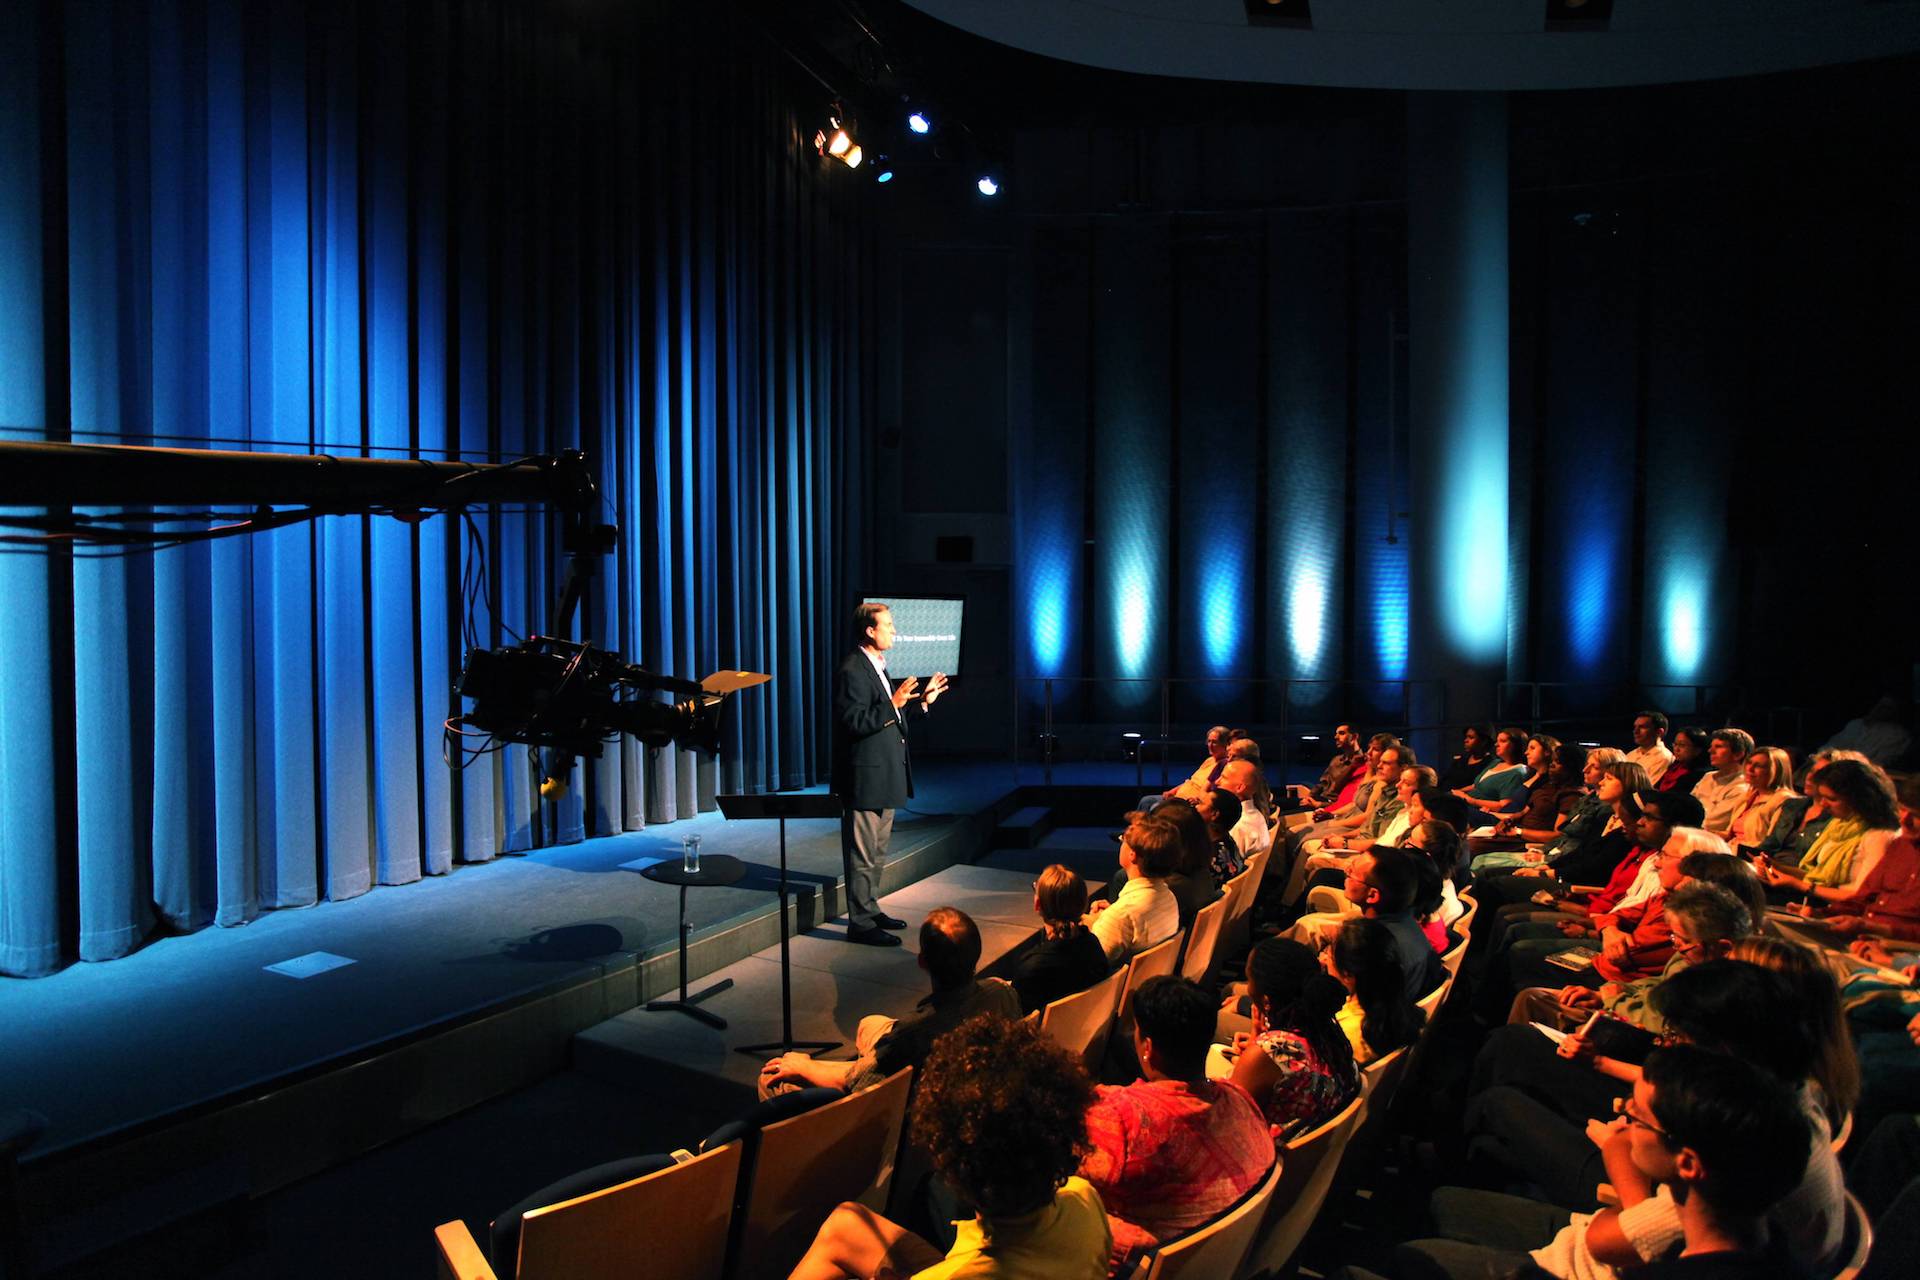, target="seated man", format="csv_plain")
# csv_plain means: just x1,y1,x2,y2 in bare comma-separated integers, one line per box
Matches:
1624,709,1674,786
1086,816,1182,963
759,907,1019,1099
787,1014,1111,1280
1377,1045,1816,1280
1691,728,1754,838
1142,724,1234,811
1295,722,1364,809
1218,758,1274,856
1284,846,1443,999
1080,977,1273,1271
